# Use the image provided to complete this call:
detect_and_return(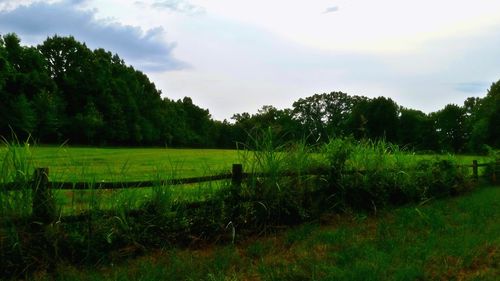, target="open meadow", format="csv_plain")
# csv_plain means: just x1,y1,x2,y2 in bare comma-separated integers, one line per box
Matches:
0,145,246,215
21,146,242,181
0,145,492,181
0,143,494,215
